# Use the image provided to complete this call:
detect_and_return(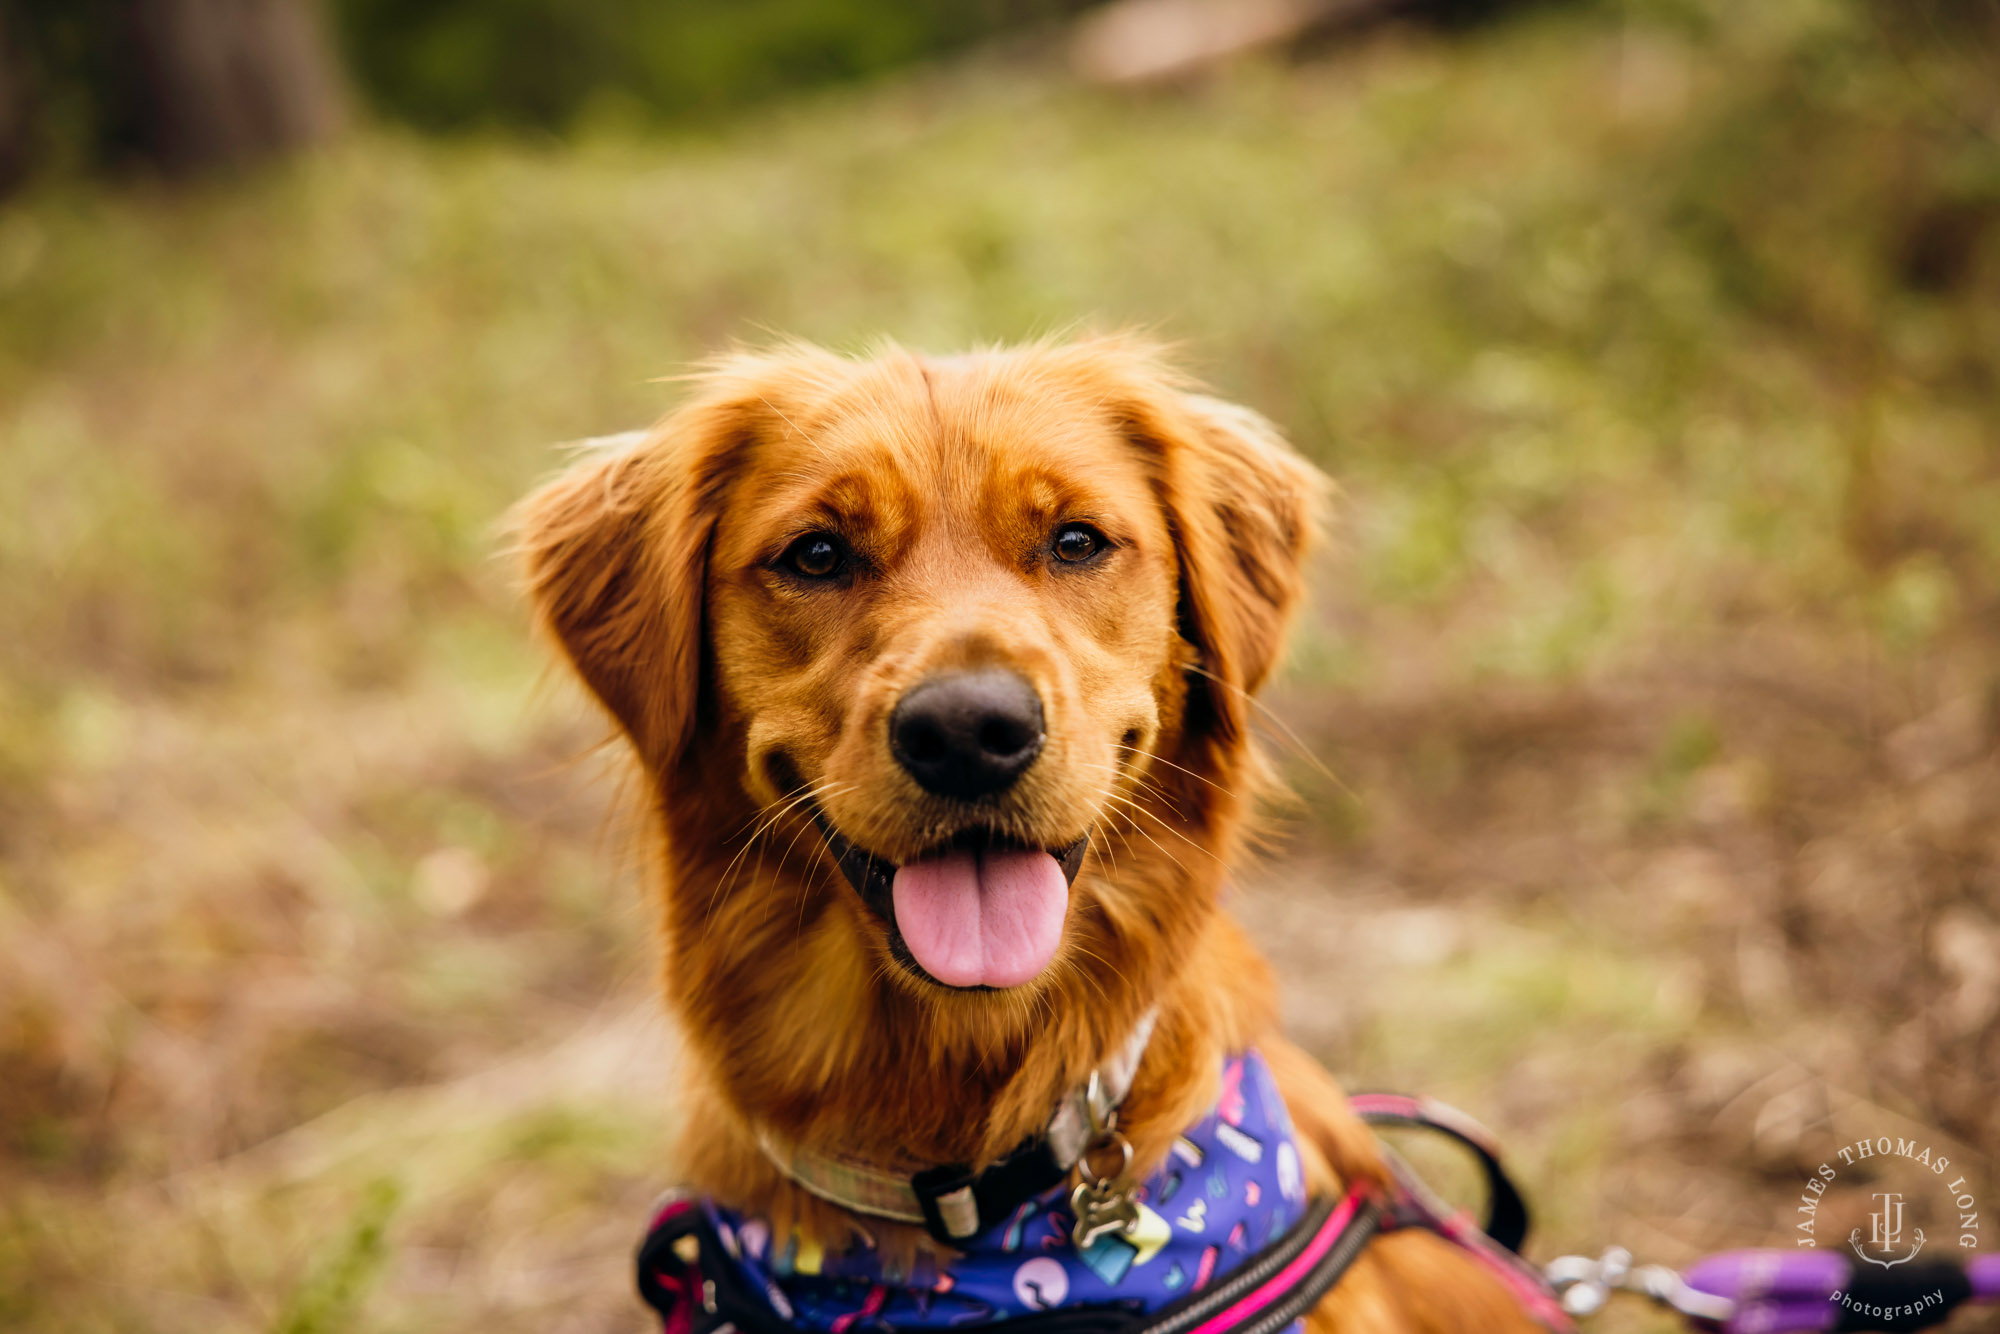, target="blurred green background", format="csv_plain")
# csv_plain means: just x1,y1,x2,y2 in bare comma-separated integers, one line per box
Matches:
1,1,1998,1330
